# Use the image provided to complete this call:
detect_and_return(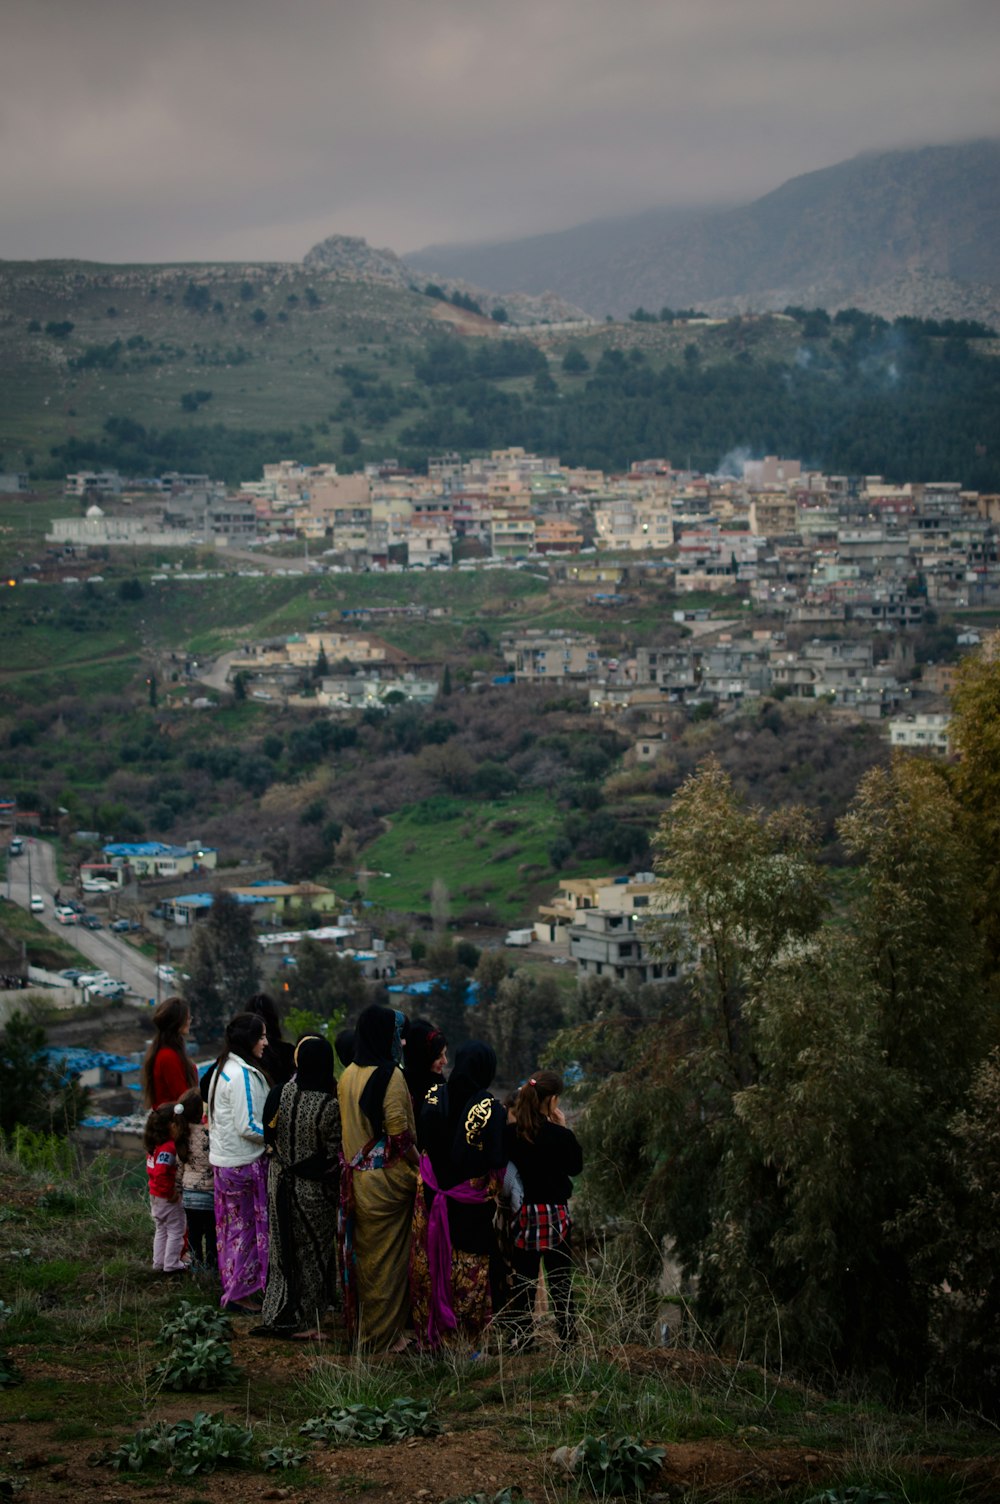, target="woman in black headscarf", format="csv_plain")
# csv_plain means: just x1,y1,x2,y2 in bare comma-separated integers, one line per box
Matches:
246,992,296,1085
403,1017,449,1133
257,1036,342,1339
409,1039,509,1350
337,1005,418,1351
